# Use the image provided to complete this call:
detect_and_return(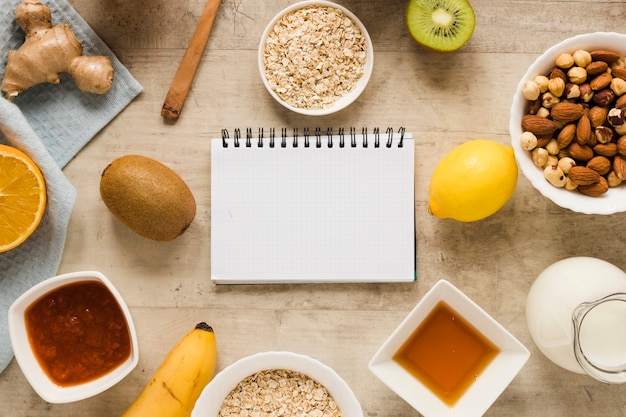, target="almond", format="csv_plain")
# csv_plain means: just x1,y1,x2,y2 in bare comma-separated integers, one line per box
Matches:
590,49,622,63
616,94,626,110
568,165,601,185
590,72,613,91
588,106,609,127
522,115,558,136
557,123,576,148
613,155,626,180
586,61,609,76
550,102,585,123
566,142,595,162
578,176,609,197
618,136,626,156
594,142,618,157
586,155,611,175
536,135,552,148
612,67,626,81
576,114,592,145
